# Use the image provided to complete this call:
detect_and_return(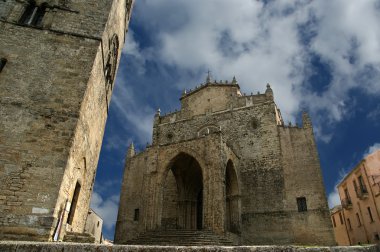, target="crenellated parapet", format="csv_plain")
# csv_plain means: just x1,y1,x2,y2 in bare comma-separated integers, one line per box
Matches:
155,77,277,126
